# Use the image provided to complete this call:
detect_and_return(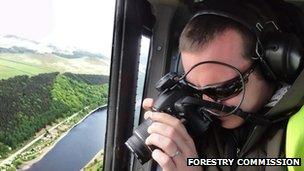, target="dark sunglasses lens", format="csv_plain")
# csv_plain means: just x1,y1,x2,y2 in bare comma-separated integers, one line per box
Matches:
203,84,243,101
